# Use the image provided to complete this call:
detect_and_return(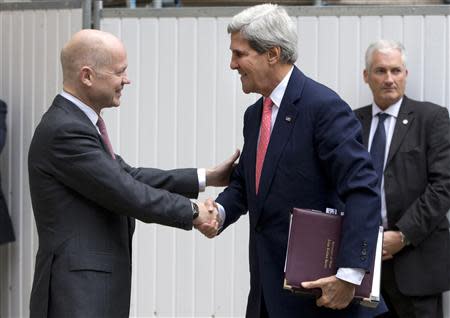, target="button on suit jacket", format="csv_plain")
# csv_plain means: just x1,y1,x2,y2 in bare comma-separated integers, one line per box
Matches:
216,67,387,317
28,95,199,318
355,96,450,296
